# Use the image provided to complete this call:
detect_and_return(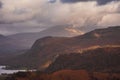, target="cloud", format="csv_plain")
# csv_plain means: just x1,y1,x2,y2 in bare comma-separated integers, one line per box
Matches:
97,0,119,5
0,0,120,35
98,13,120,26
60,0,120,5
48,0,57,3
60,0,93,3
